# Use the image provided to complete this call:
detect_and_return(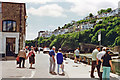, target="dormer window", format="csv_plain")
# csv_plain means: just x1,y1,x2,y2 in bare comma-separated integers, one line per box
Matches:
2,20,17,32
